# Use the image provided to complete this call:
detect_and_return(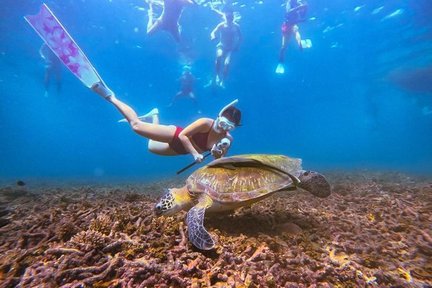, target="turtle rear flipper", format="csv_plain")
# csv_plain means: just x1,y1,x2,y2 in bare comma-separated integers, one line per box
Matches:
298,171,331,198
186,195,215,250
